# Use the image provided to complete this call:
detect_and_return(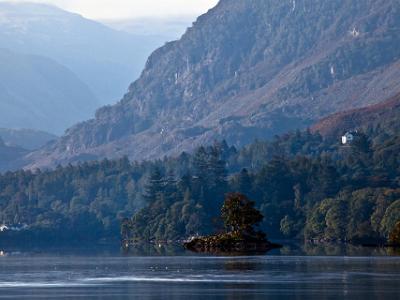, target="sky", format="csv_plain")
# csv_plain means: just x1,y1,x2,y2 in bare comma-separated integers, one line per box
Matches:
1,0,219,20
